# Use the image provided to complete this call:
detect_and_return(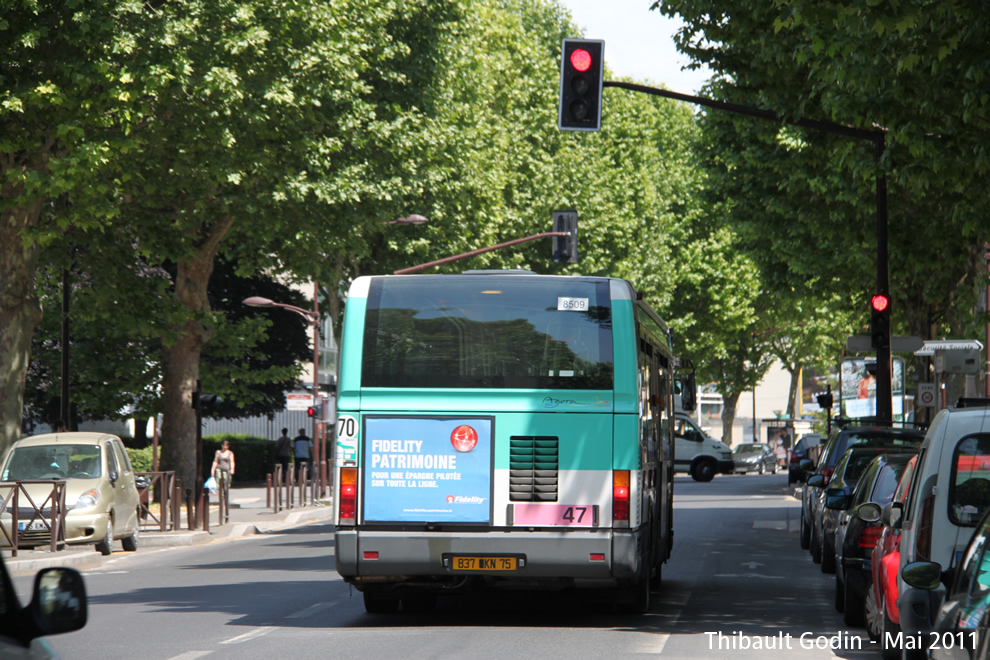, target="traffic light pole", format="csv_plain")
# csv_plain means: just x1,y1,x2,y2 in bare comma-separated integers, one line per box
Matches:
601,80,893,422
